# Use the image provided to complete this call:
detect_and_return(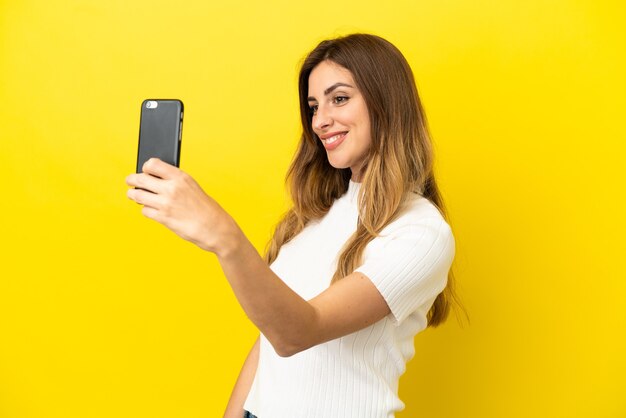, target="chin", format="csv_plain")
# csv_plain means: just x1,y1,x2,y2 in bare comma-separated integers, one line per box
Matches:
326,156,352,170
